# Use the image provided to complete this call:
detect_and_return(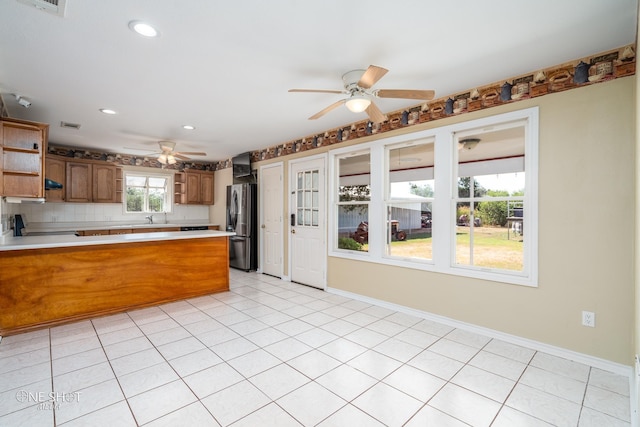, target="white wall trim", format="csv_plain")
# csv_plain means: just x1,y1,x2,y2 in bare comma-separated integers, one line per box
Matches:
326,286,633,377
